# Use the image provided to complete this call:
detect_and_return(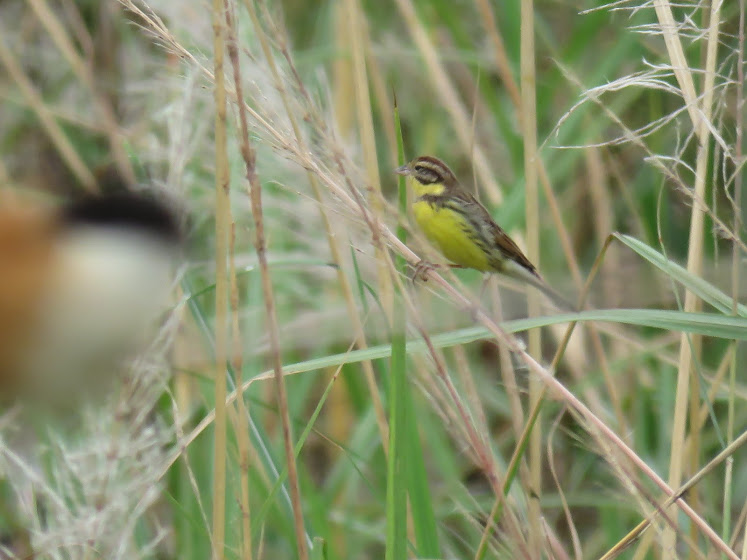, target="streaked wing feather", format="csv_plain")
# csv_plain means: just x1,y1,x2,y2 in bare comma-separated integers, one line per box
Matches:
490,223,538,276
450,189,539,277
